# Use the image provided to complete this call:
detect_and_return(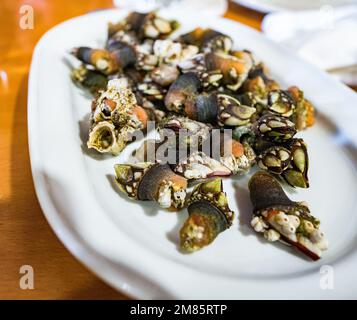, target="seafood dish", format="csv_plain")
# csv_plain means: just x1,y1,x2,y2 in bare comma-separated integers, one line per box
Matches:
249,172,327,260
70,11,327,260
